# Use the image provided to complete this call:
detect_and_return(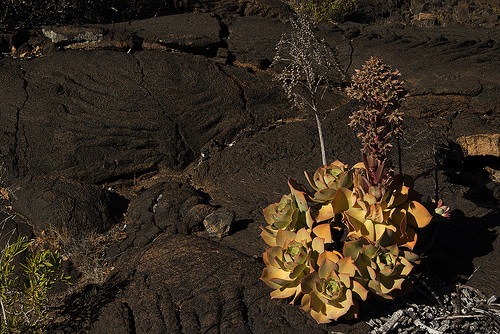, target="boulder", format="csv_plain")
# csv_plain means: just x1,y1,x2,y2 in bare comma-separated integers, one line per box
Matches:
457,133,500,157
203,209,234,238
119,180,213,250
0,49,272,184
10,175,127,239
